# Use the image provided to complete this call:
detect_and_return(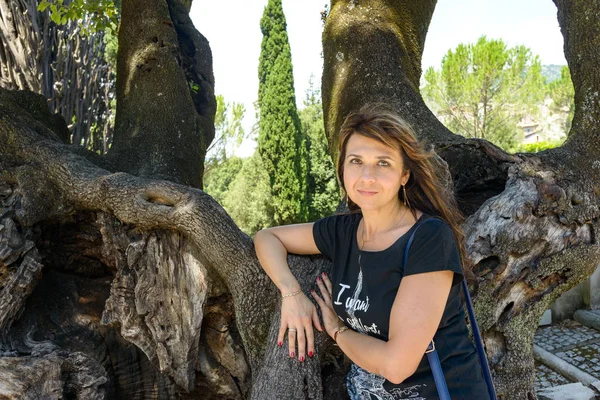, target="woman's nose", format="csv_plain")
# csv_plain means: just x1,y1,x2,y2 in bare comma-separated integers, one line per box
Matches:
360,165,376,182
